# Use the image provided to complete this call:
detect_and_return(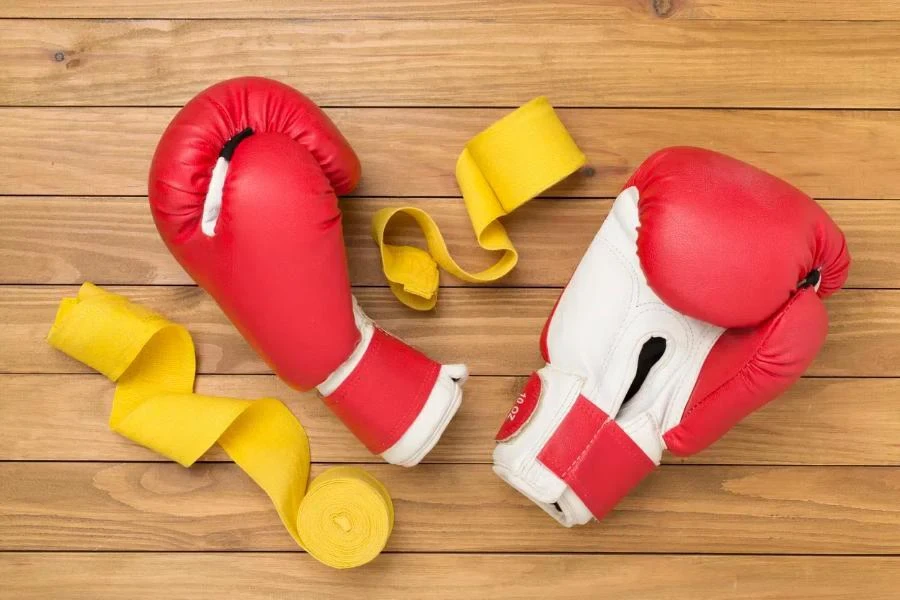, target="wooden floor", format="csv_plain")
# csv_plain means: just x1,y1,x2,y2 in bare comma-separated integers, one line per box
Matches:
1,1,899,598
